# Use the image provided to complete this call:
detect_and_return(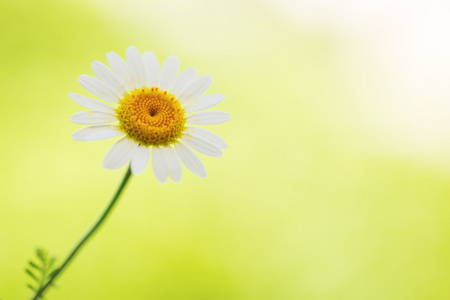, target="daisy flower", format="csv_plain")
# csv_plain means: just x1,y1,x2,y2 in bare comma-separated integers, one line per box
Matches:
70,46,230,183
